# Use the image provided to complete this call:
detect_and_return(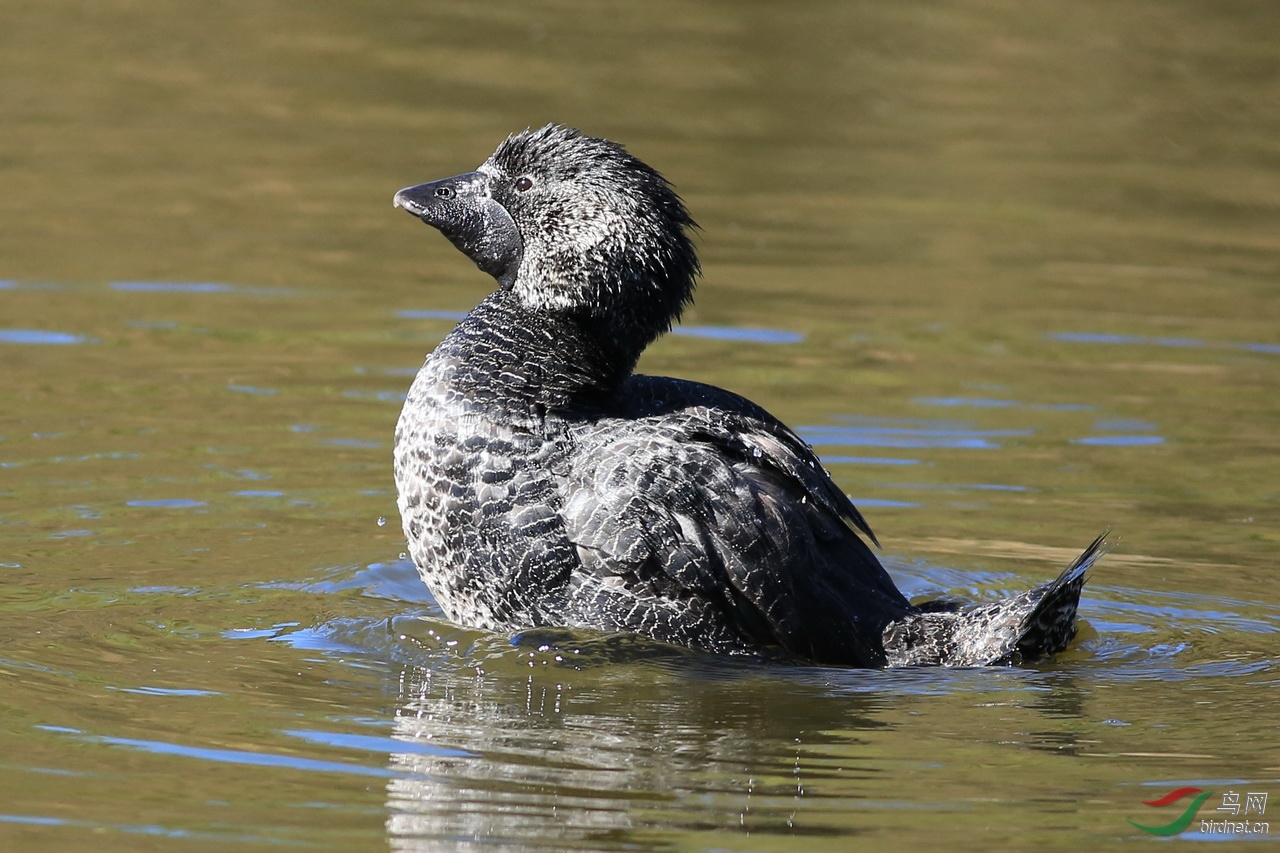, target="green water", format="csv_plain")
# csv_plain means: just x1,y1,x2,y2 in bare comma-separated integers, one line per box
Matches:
1,1,1277,850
